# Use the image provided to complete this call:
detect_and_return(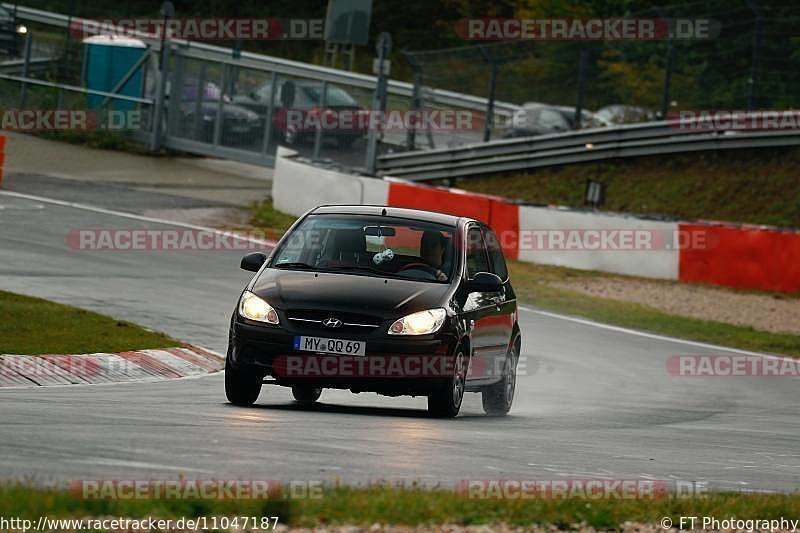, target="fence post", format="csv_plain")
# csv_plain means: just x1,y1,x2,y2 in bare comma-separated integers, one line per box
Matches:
574,45,588,130
312,80,328,161
403,51,422,151
661,40,675,119
746,0,762,110
149,1,174,151
365,32,391,175
479,45,497,142
18,31,32,108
